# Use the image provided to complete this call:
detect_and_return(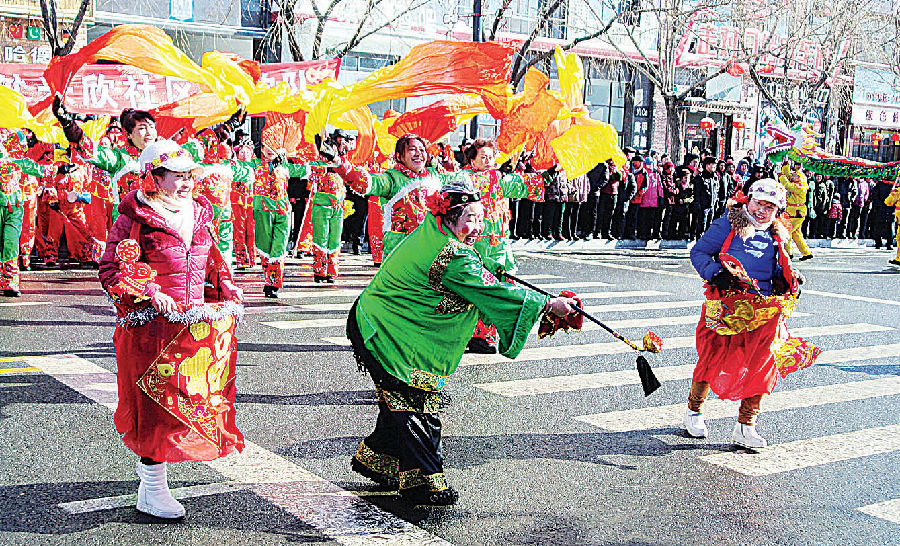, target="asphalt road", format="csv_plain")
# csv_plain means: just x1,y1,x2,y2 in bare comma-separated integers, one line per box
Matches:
1,243,898,546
